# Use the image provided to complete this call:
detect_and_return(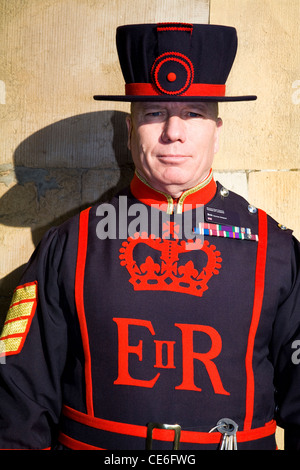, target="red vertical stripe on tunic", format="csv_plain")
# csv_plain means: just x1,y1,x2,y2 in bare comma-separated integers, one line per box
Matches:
75,207,94,416
244,209,268,430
